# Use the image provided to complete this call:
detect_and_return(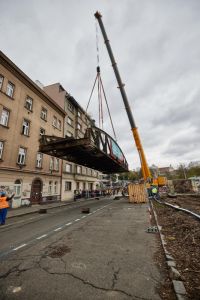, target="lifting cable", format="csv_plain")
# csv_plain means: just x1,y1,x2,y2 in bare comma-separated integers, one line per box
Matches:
85,21,117,141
